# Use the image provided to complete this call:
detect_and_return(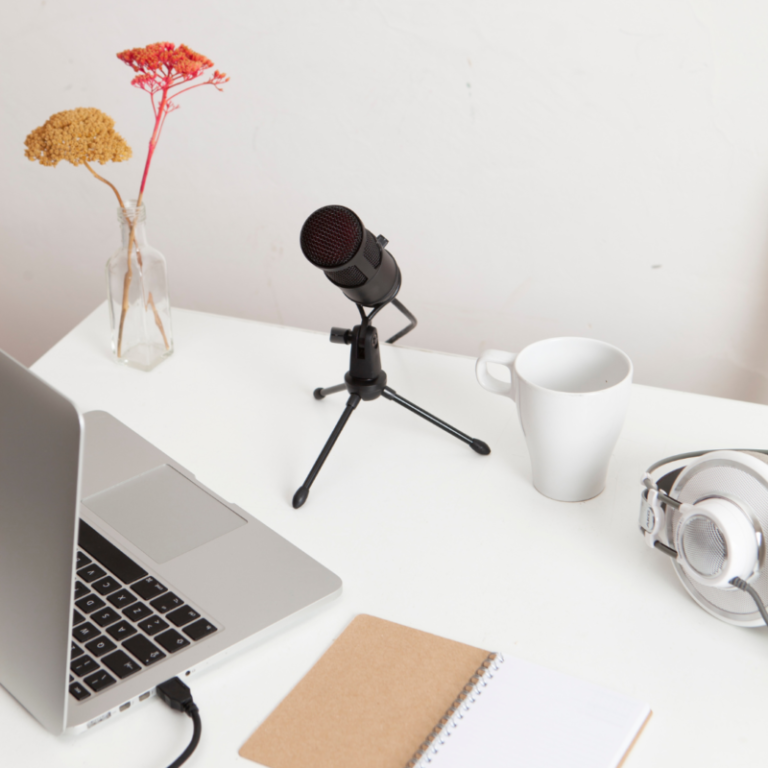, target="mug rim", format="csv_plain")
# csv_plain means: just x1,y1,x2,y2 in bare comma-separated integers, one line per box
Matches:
514,336,633,396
